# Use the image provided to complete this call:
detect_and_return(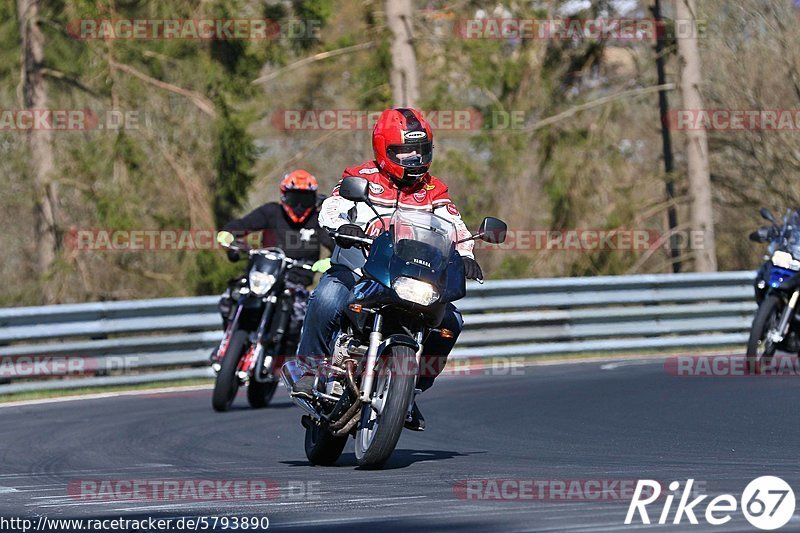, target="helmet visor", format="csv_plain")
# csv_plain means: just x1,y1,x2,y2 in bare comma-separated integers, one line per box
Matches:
284,190,316,212
386,140,433,168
